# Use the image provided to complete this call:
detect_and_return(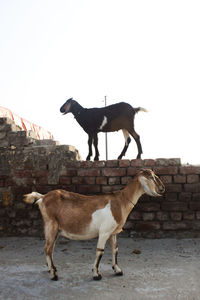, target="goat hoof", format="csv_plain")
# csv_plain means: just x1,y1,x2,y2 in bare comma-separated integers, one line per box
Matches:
94,157,99,161
93,274,102,281
51,275,58,281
